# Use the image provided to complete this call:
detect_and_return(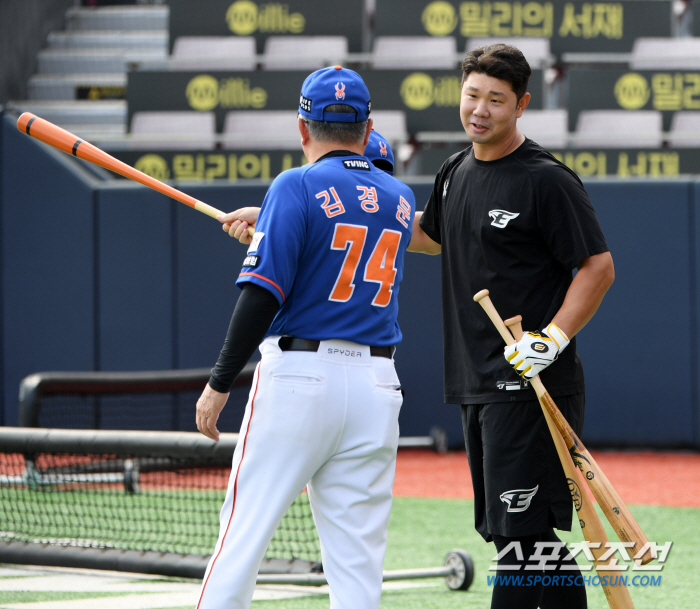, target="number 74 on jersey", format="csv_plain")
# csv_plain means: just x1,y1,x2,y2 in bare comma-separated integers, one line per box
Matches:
316,188,412,308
